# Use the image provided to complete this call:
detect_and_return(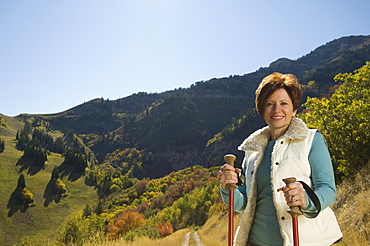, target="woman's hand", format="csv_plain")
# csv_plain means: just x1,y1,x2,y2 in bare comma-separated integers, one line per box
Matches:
219,164,241,189
282,182,307,208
